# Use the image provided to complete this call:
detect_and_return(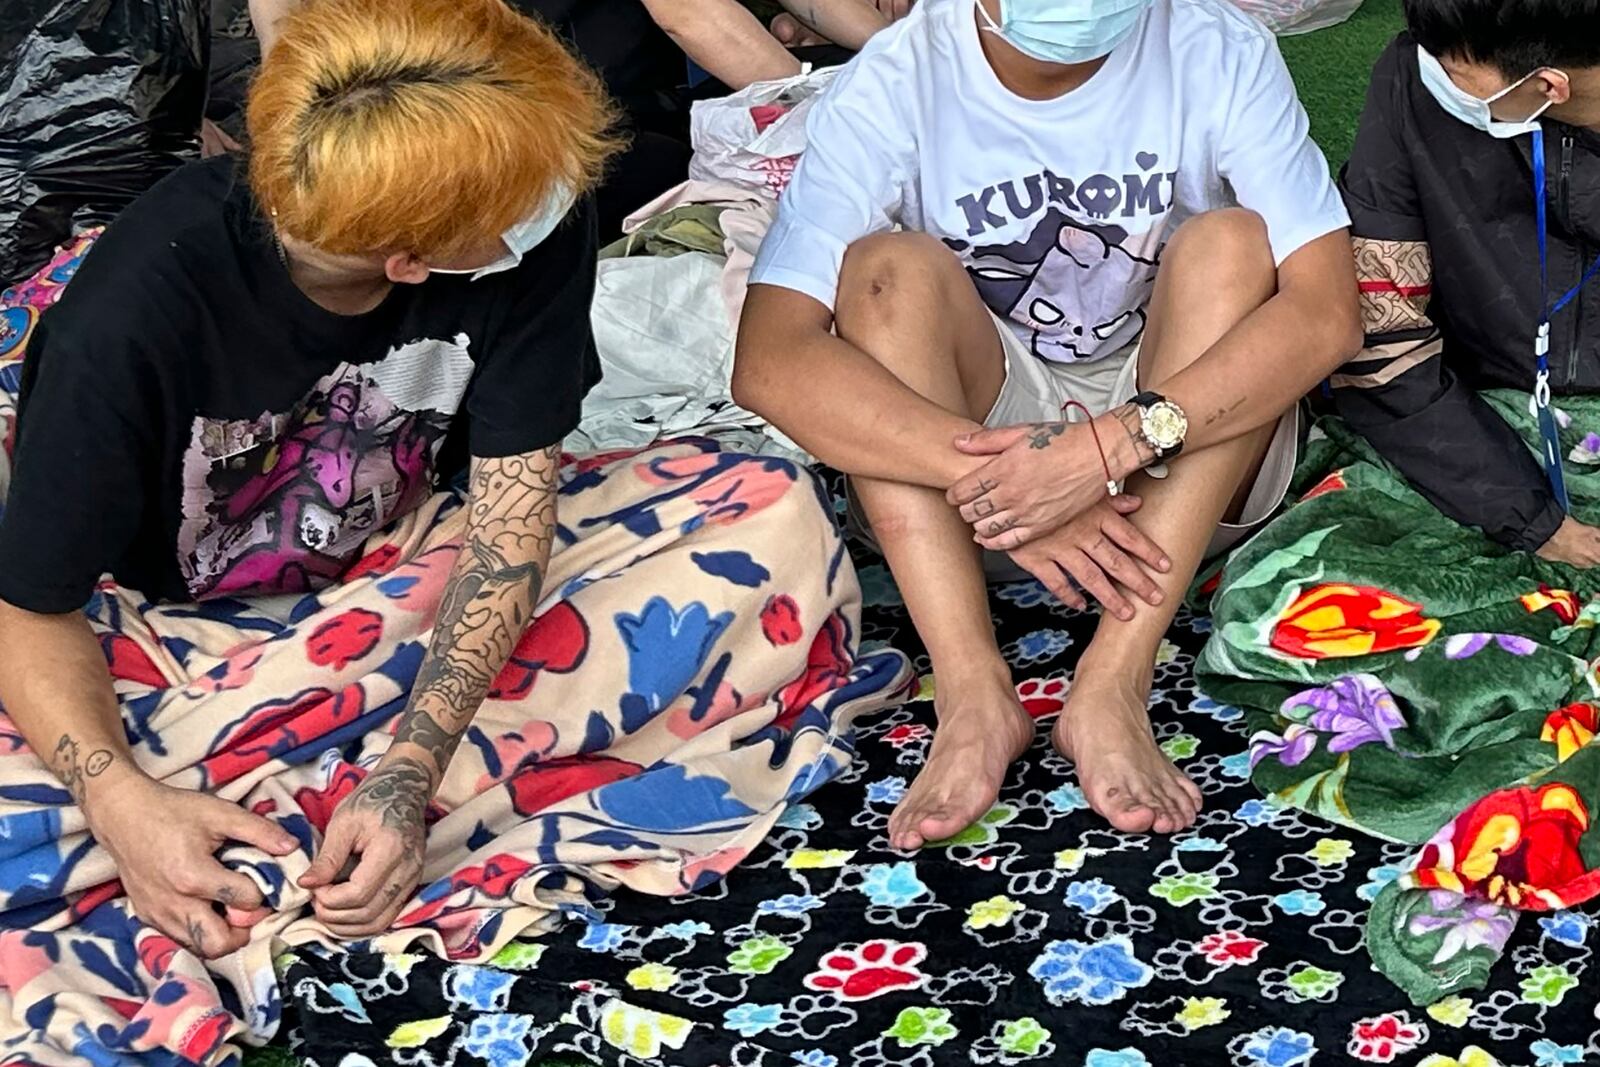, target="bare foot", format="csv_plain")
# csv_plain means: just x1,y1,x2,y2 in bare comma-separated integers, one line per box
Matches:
888,673,1033,850
1052,665,1201,834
